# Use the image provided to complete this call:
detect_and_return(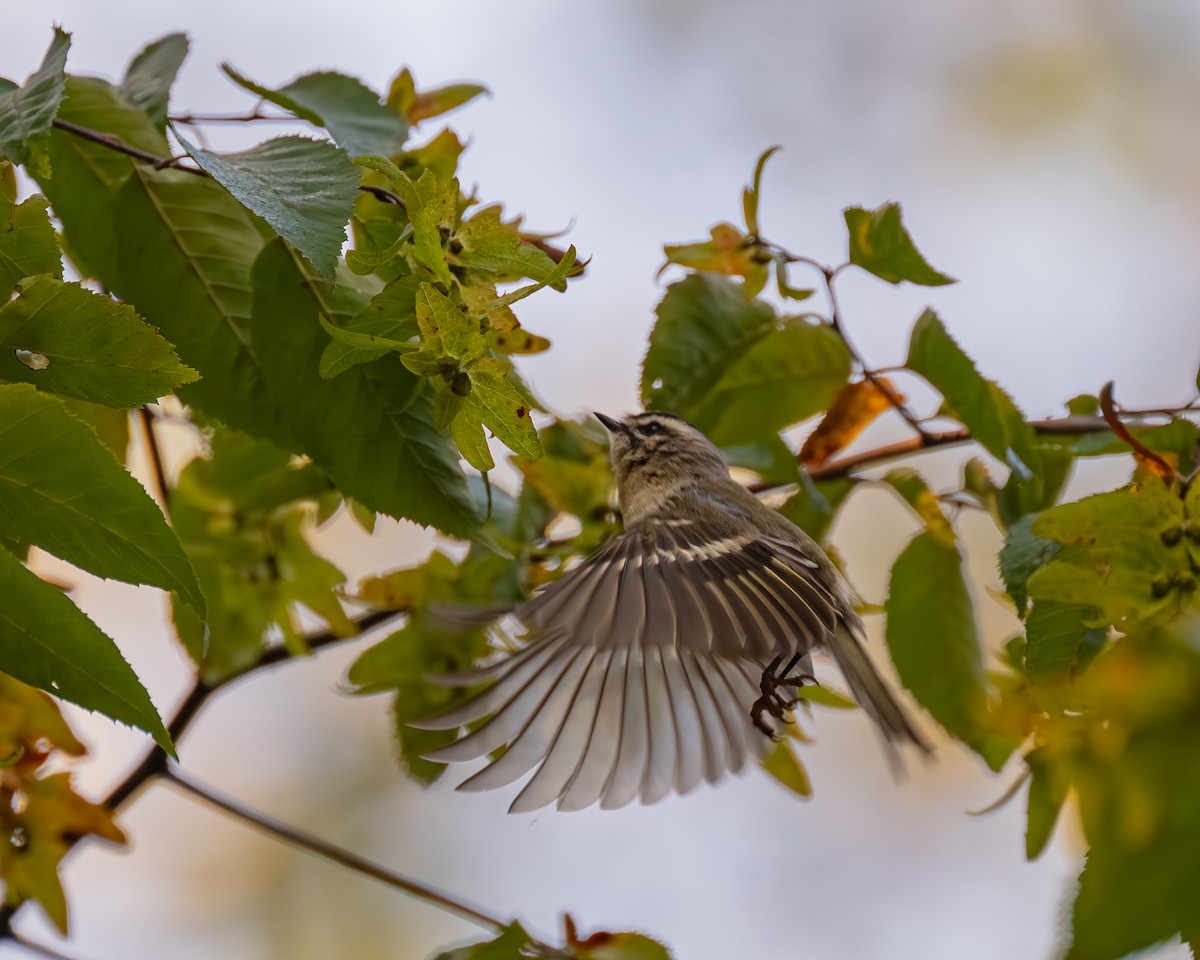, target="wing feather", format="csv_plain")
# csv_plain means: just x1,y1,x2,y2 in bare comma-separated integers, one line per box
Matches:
557,647,628,811
509,649,615,812
454,648,591,792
